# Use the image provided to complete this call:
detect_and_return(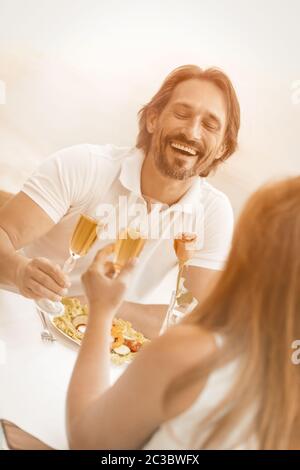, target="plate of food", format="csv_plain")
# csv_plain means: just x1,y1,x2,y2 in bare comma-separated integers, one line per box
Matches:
49,297,150,365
